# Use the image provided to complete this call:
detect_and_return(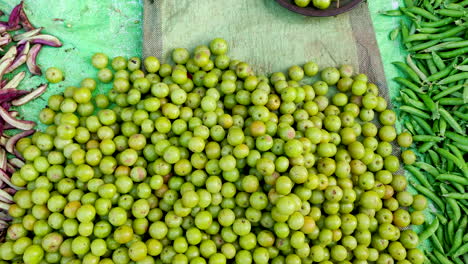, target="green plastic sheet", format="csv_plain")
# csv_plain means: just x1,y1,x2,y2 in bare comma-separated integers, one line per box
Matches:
369,0,407,100
0,0,143,130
